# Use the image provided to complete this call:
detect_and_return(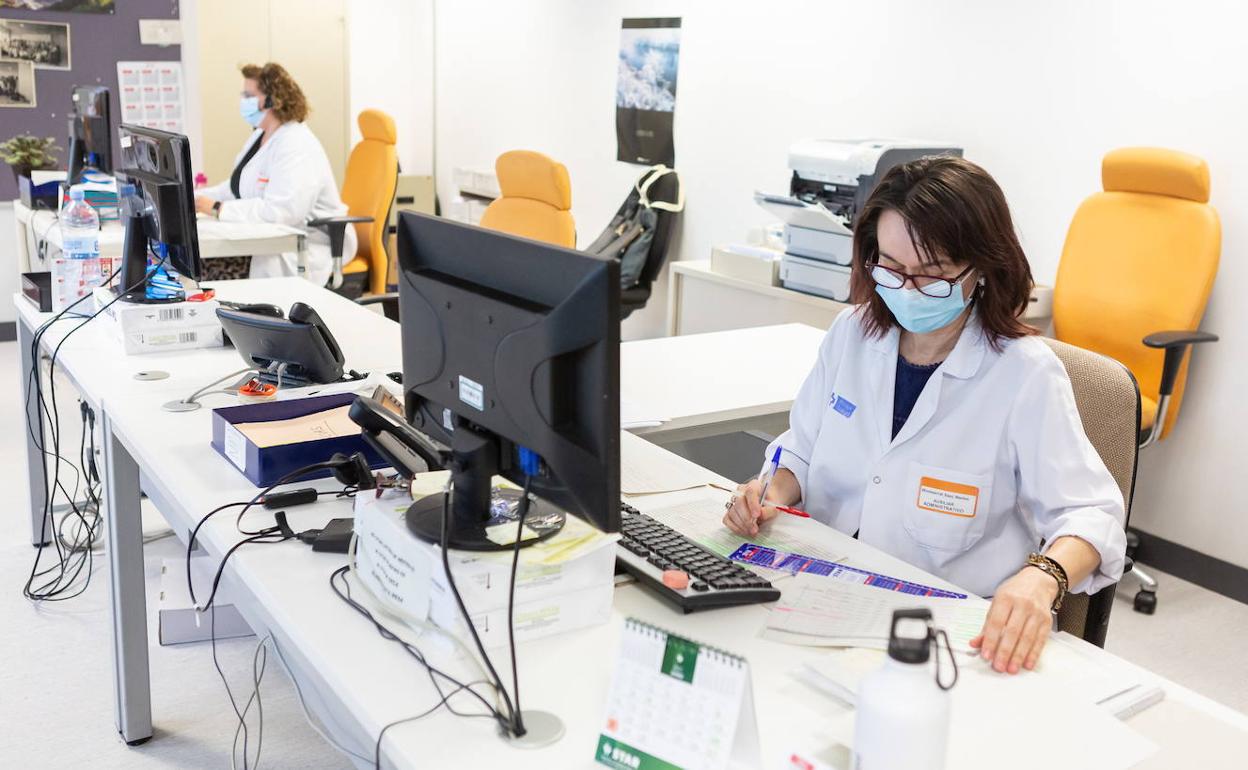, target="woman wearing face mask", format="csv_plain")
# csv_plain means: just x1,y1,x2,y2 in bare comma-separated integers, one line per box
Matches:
723,157,1126,675
194,62,354,287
